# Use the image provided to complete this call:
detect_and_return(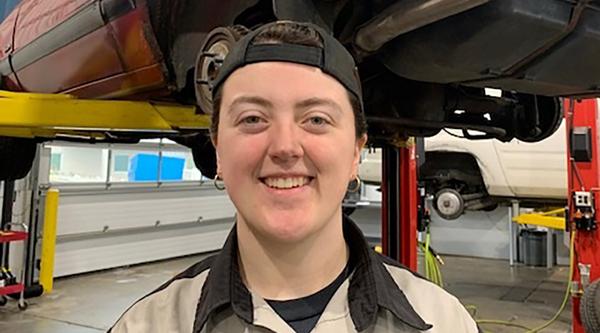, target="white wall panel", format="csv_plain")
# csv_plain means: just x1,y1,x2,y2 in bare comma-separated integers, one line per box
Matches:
55,187,235,236
429,206,511,259
428,204,569,263
45,185,236,277
54,220,232,277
